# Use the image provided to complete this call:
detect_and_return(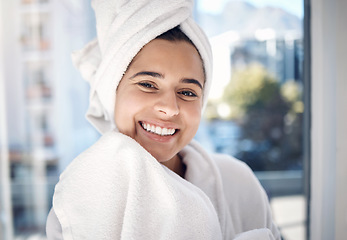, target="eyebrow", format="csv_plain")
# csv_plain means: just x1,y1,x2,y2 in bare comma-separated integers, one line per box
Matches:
181,78,203,89
130,71,163,79
130,71,203,89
